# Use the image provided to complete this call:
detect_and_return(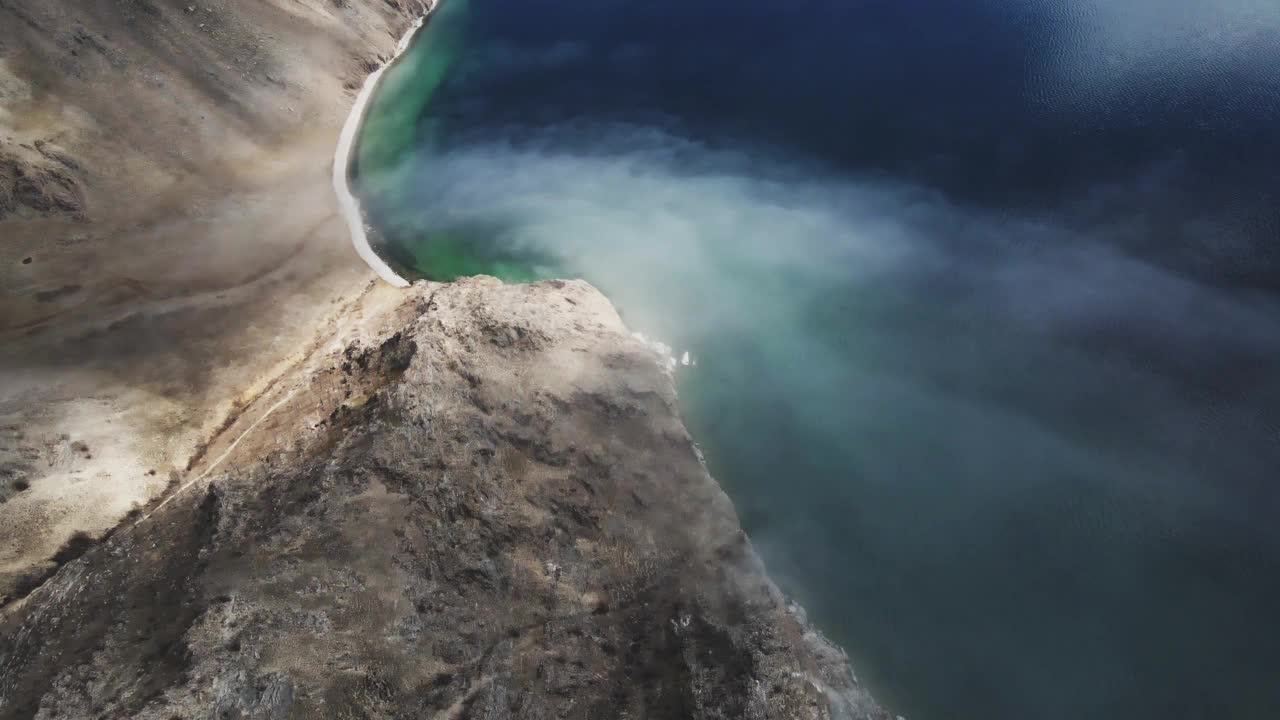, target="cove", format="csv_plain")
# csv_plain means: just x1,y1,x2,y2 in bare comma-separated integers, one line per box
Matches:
352,1,1280,718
